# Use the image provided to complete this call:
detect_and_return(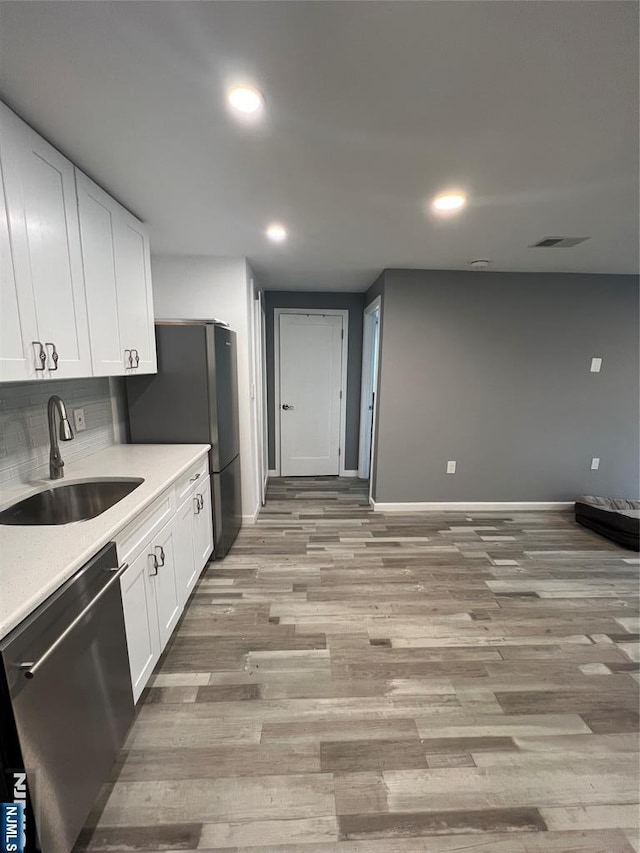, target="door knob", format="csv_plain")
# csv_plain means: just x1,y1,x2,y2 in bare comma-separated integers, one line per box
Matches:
282,404,294,410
